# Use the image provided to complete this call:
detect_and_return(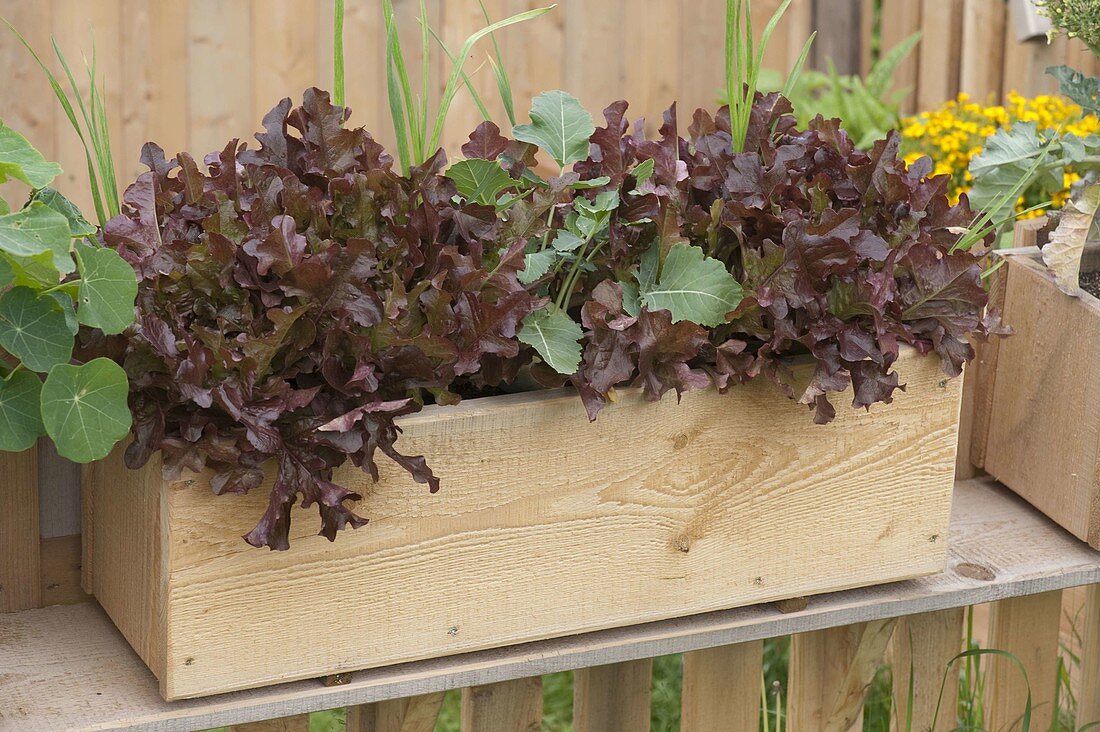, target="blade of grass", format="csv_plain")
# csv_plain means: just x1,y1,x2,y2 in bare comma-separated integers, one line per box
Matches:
383,10,412,174
333,0,345,106
382,0,422,164
782,31,816,99
479,0,516,125
418,0,430,164
427,27,492,122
